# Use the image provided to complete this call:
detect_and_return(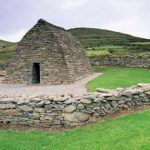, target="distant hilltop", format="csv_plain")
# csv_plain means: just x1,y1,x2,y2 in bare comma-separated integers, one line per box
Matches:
68,28,150,47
